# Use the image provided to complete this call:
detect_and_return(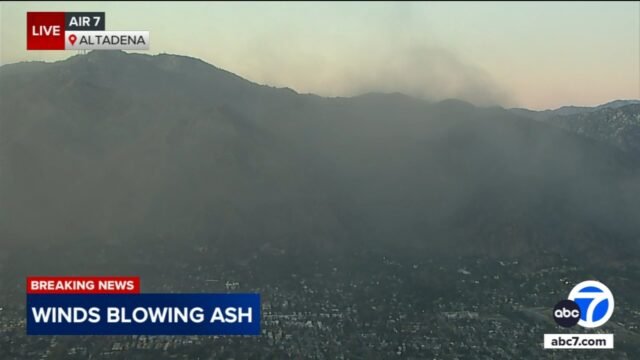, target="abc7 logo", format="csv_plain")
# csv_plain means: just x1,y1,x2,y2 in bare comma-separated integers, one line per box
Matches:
553,280,614,328
553,300,581,327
